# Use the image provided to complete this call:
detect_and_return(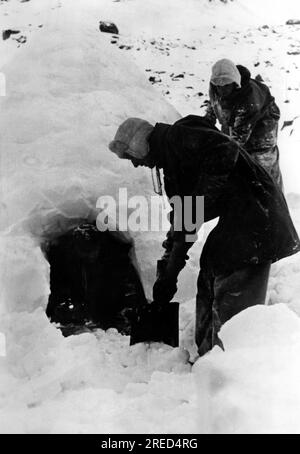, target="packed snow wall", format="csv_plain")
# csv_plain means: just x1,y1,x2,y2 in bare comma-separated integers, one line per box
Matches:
0,7,185,357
